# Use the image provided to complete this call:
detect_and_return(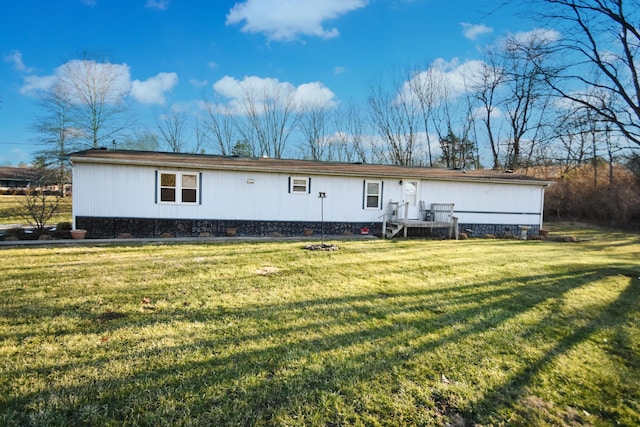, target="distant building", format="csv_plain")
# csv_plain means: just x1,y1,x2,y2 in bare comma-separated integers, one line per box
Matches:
0,167,36,191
